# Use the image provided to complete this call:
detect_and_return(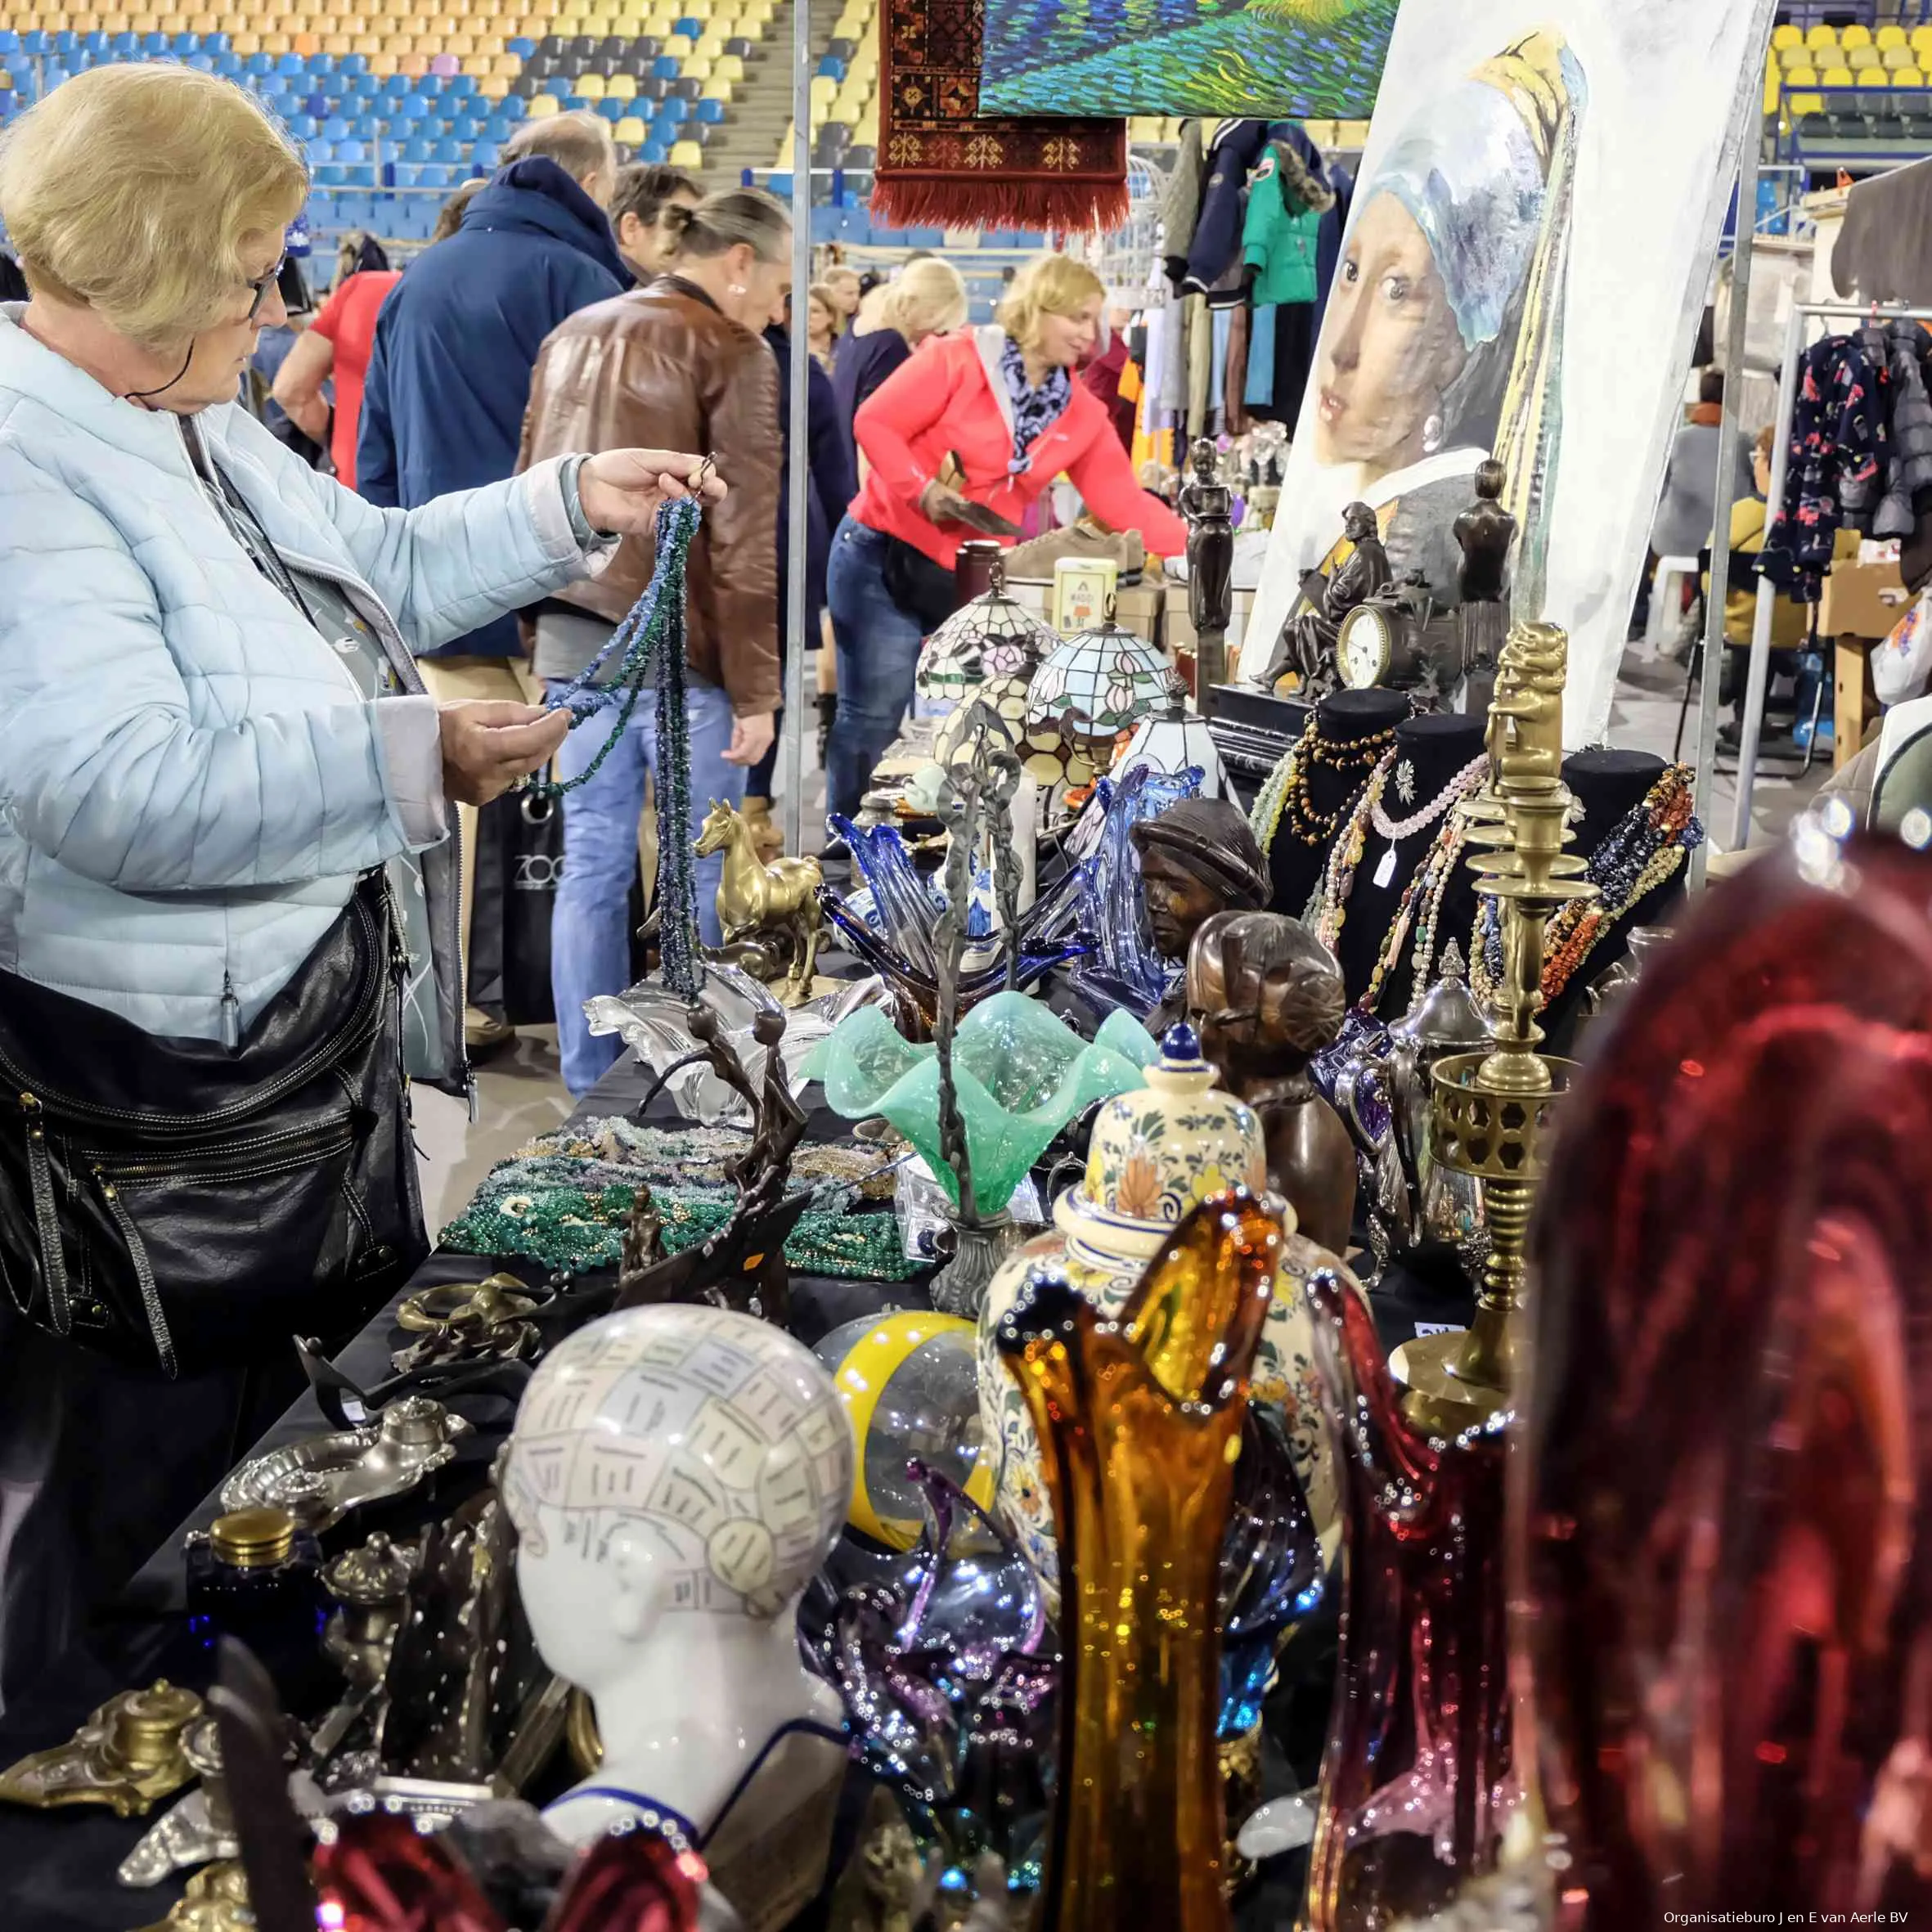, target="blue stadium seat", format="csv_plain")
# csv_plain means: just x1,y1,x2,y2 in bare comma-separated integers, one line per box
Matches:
344,163,375,188
188,52,214,71
18,30,47,54
651,56,679,79
473,139,501,169
816,56,845,79
542,74,574,96
213,49,241,74
262,74,290,97
335,137,366,161
316,163,346,185
286,112,317,137
276,51,303,74
450,113,481,139
391,161,420,186
352,114,382,138
498,93,528,119
245,51,272,74
636,140,667,163
401,135,431,160
675,16,703,34
766,172,792,196
696,97,725,122
596,97,624,120
658,96,688,123
349,73,381,95
446,74,476,97
322,113,350,137
340,52,366,74
381,74,410,96
171,31,197,52
0,29,20,53
401,94,431,119
508,35,535,56
416,73,443,94
306,52,332,73
142,30,168,54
